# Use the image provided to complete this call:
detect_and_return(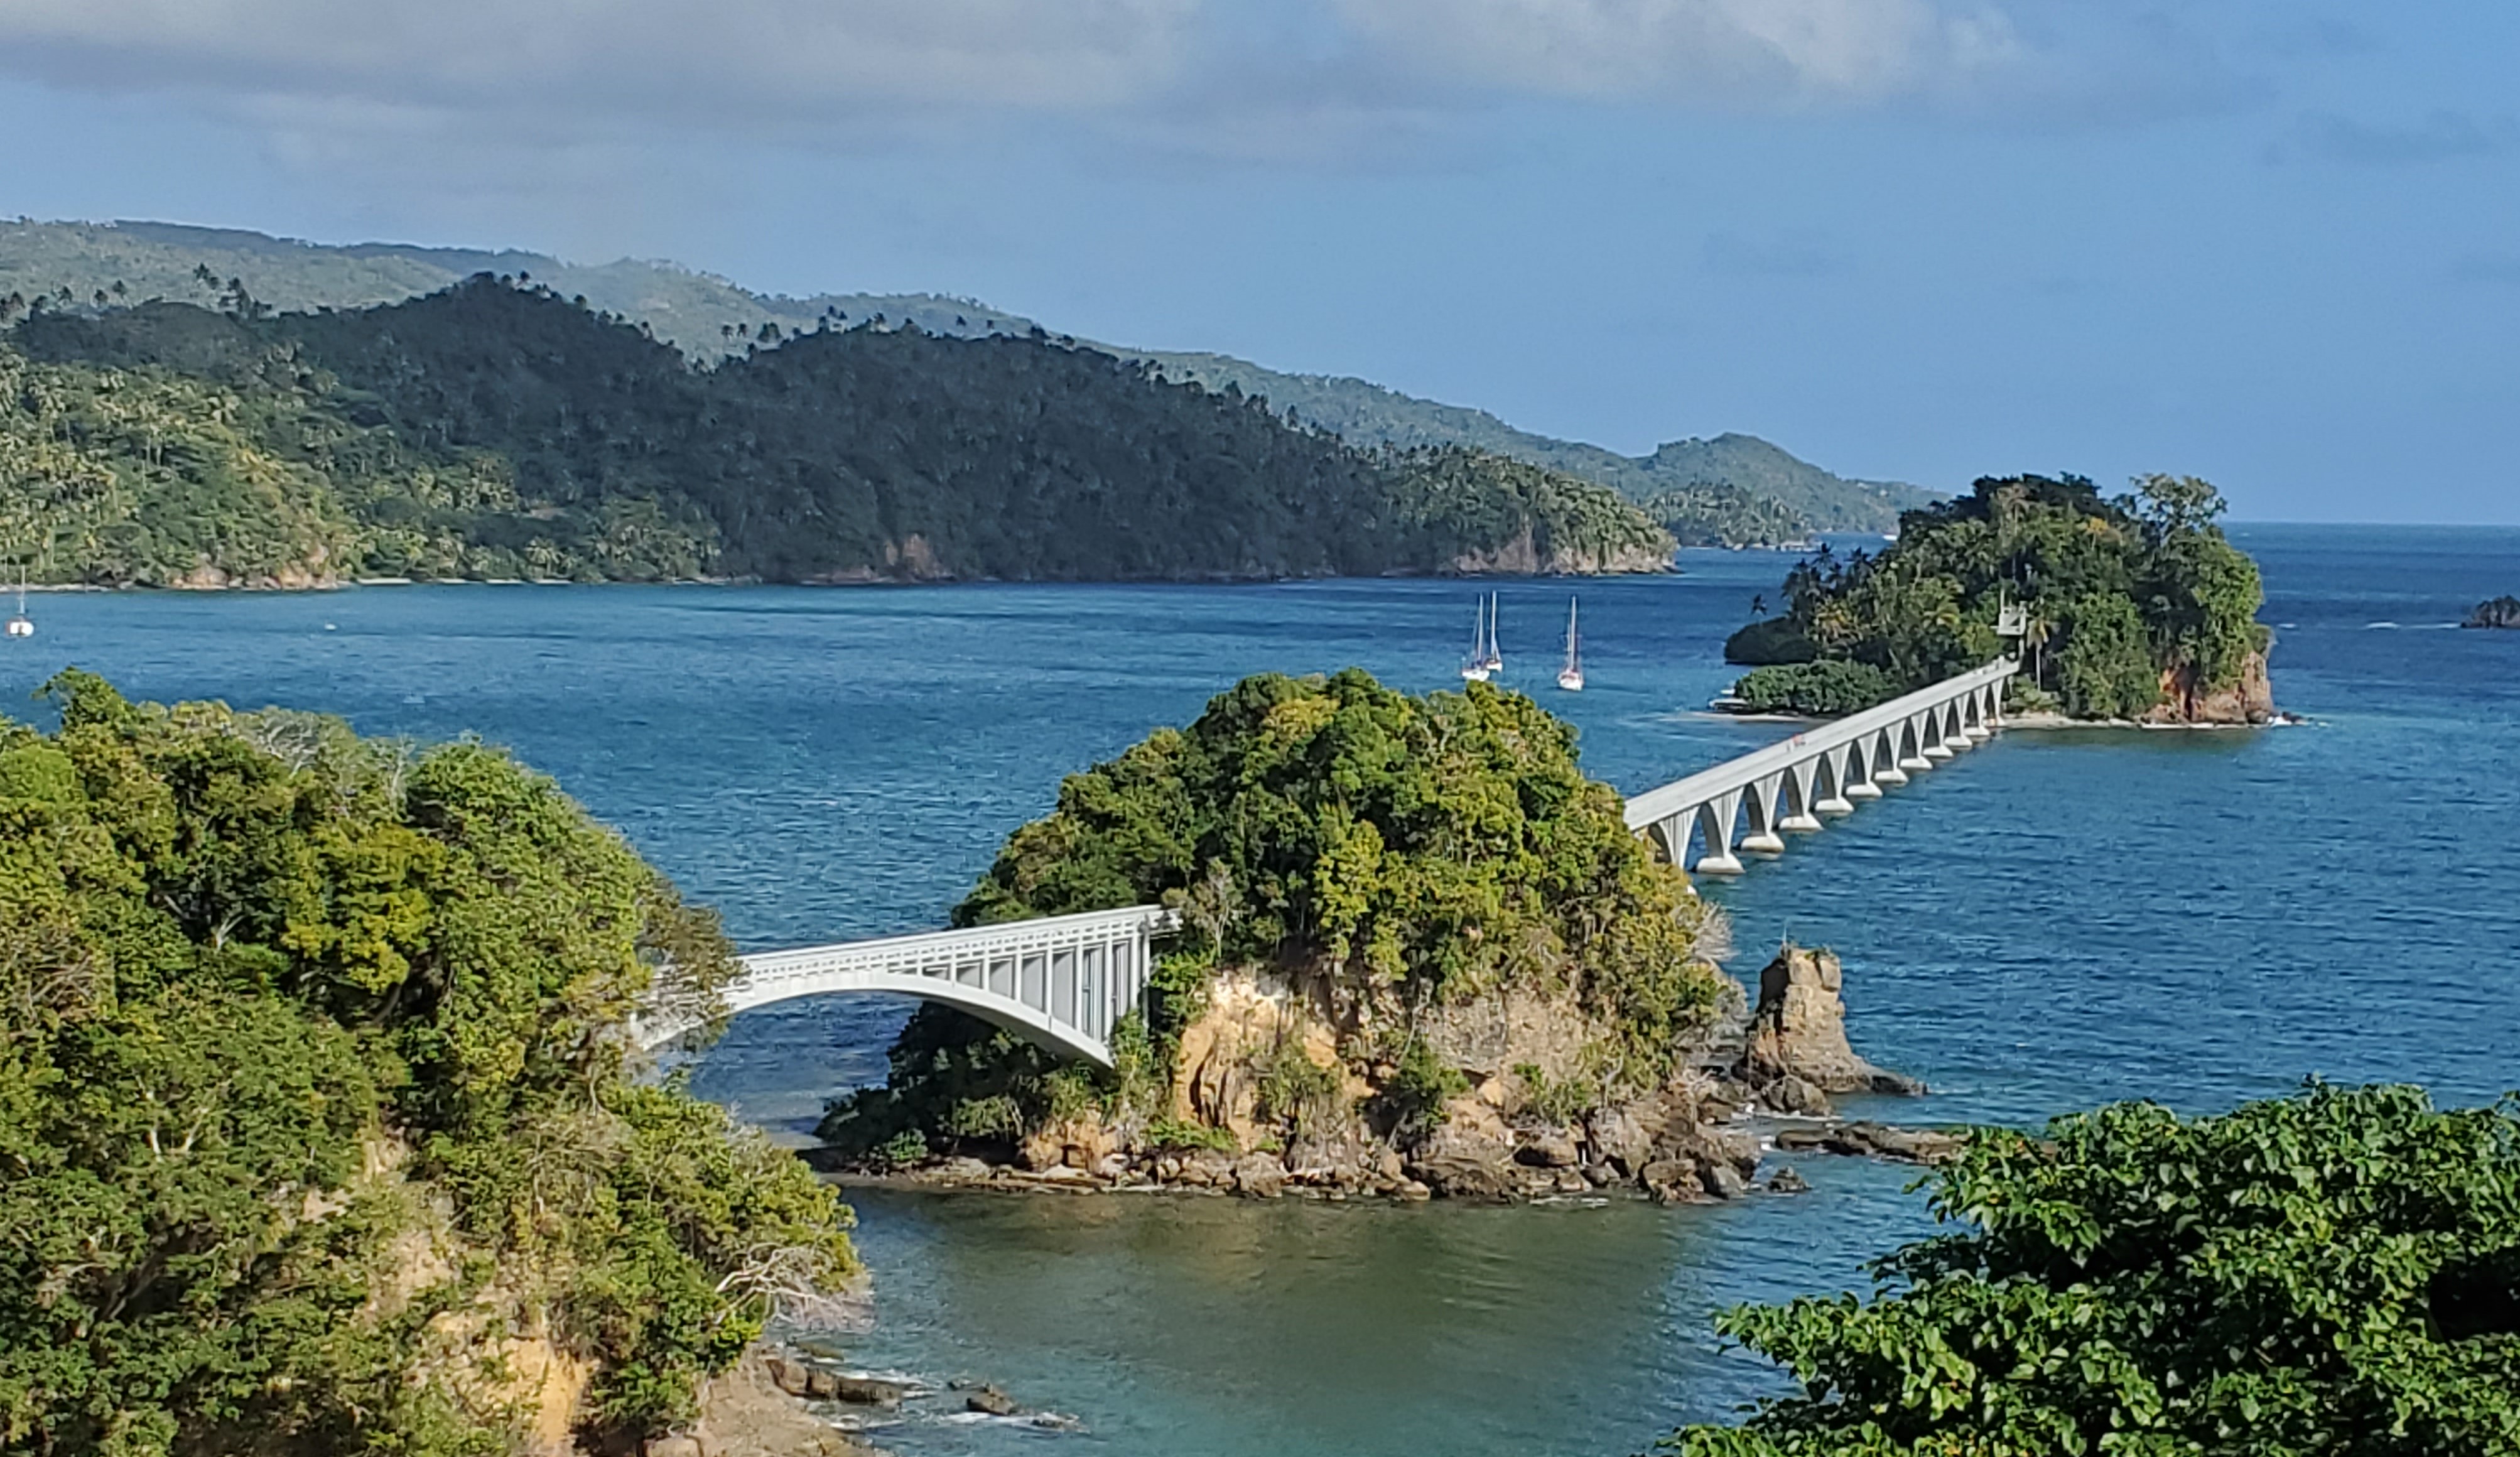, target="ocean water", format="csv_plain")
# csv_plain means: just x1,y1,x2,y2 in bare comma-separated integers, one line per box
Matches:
5,524,2516,1456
